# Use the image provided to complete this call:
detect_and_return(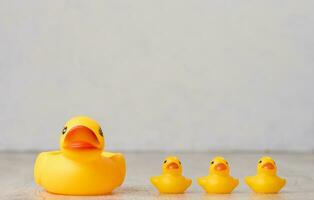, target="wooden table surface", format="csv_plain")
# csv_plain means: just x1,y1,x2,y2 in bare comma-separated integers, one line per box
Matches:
1,152,313,200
